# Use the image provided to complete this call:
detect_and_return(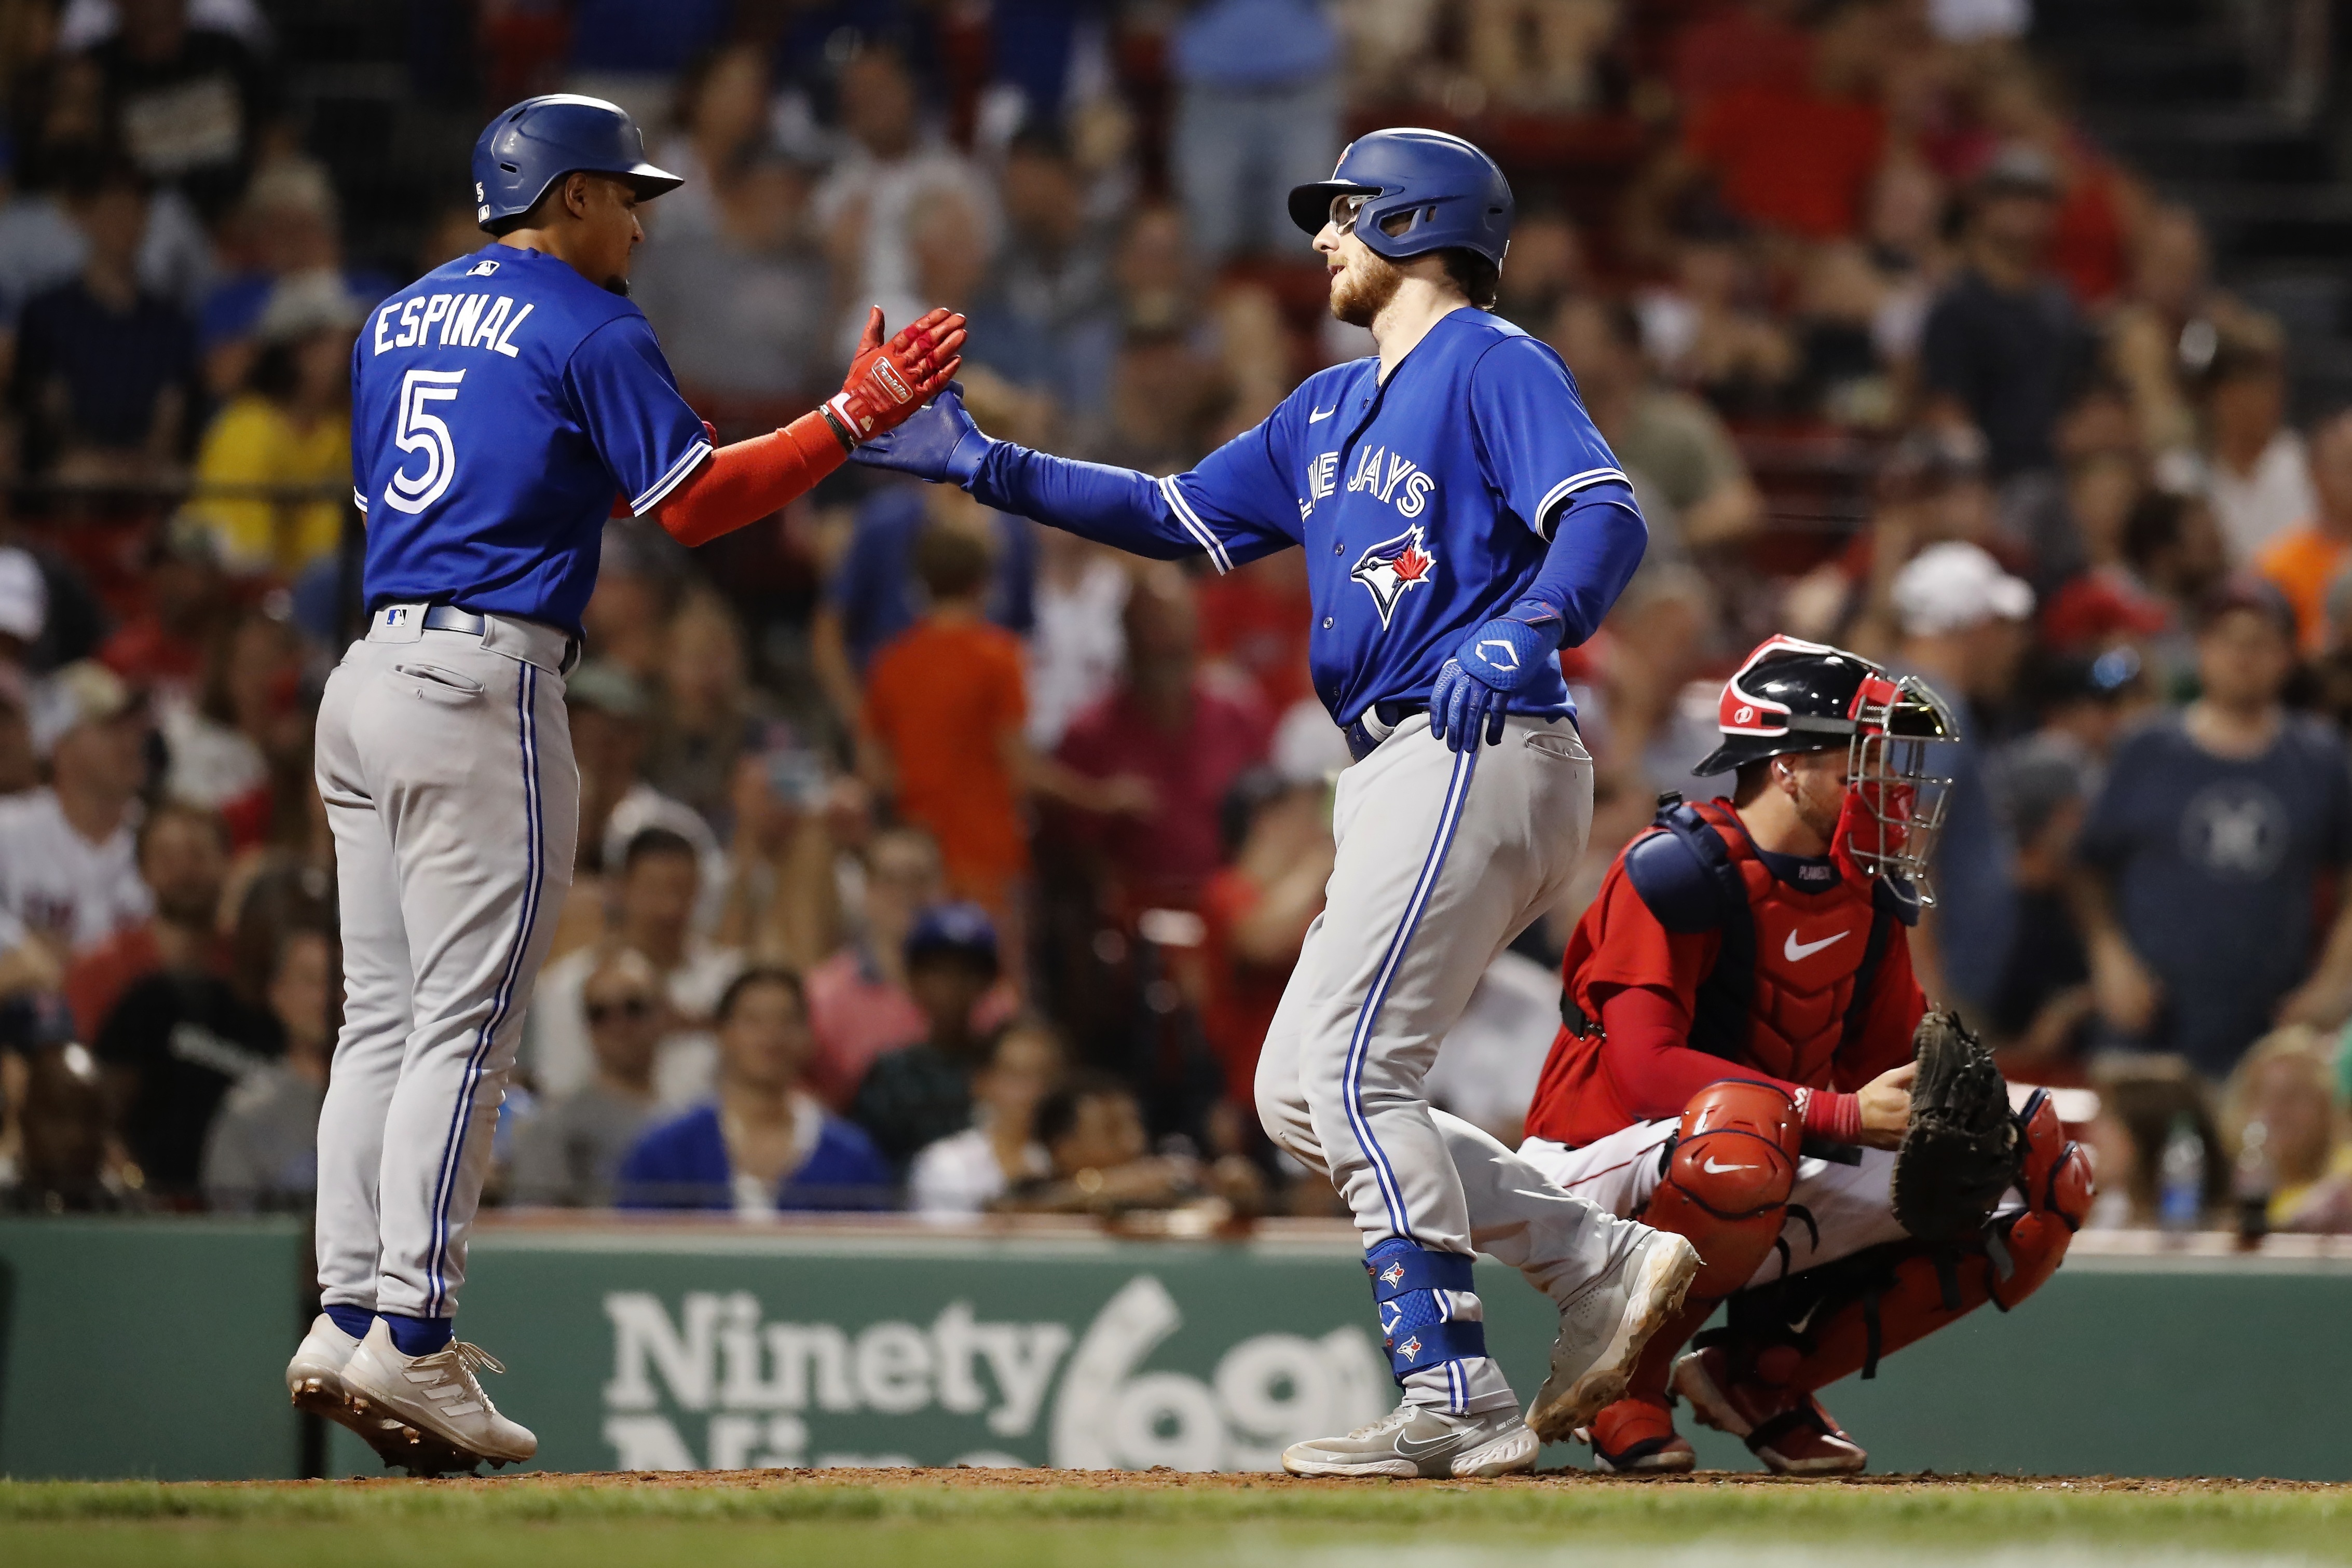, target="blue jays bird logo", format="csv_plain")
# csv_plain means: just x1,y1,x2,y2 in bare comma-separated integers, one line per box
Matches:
1351,525,1438,628
1378,1260,1407,1289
